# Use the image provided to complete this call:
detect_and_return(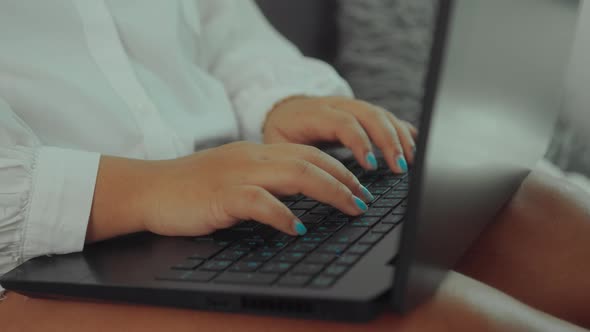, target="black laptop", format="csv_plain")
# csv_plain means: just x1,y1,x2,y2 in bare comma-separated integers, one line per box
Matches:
0,0,580,322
